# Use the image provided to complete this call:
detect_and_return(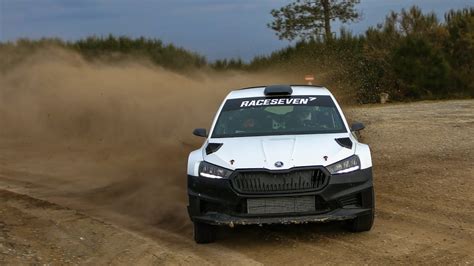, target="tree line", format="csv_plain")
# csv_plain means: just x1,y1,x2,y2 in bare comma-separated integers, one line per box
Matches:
0,4,472,103
0,35,207,71
215,5,474,102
